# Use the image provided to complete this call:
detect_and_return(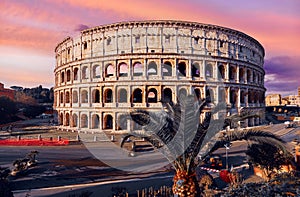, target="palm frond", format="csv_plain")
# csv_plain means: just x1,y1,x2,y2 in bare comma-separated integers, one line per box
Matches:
200,129,287,159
